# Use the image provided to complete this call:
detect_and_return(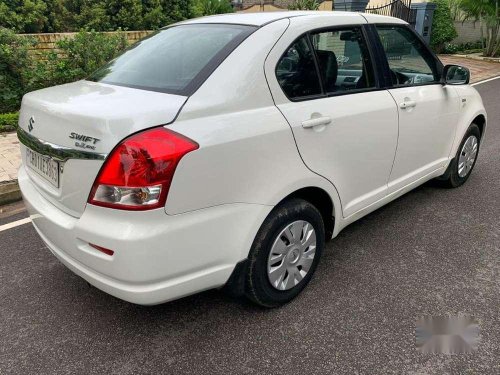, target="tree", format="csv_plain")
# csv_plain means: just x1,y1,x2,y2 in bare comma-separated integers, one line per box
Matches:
45,0,74,32
431,0,458,53
194,0,230,16
73,1,112,31
0,27,35,112
194,0,233,16
106,0,144,30
164,0,195,24
142,0,167,29
0,0,48,32
460,0,500,57
0,0,198,32
0,2,21,31
288,0,320,10
446,0,464,21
